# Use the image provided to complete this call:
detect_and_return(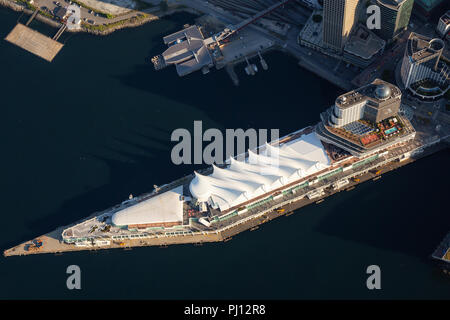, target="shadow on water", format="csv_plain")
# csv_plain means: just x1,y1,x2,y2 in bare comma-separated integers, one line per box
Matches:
112,13,343,133
14,134,201,245
114,53,343,137
314,148,450,260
